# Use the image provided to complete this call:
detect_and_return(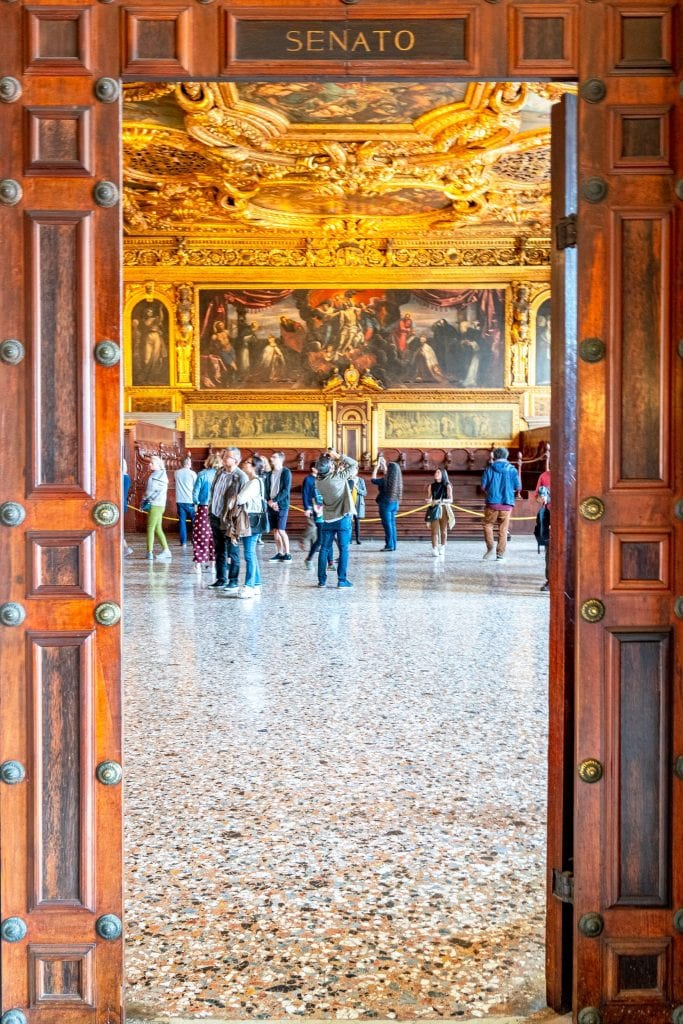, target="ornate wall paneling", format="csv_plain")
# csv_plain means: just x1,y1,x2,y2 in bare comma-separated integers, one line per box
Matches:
573,0,681,1021
0,2,123,1022
1,1,681,1022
